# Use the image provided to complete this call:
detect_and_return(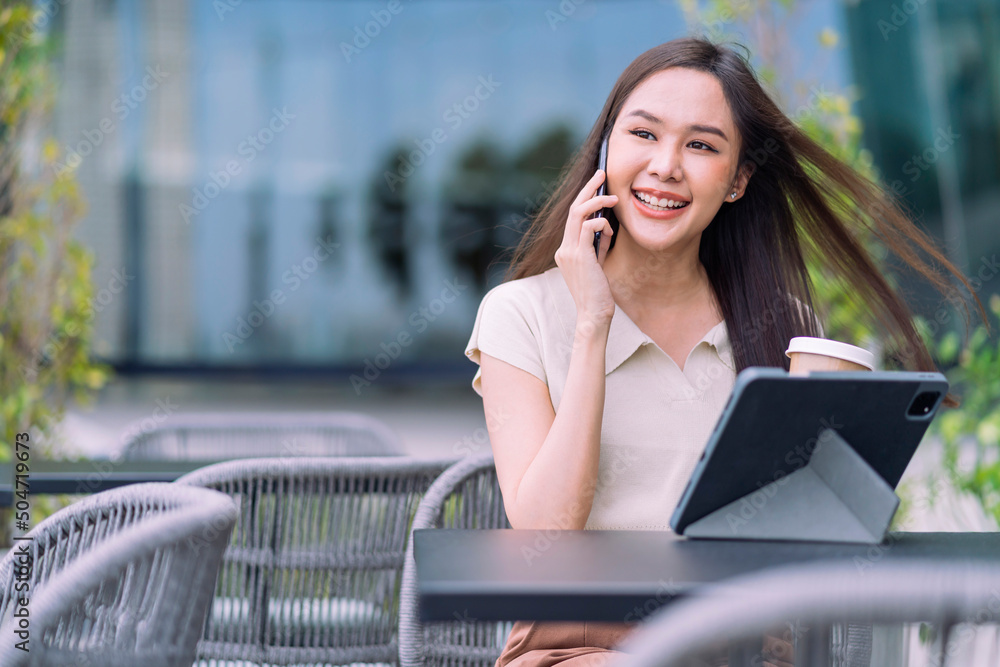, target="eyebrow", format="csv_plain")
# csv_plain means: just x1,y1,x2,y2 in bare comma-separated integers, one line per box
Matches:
624,109,729,142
